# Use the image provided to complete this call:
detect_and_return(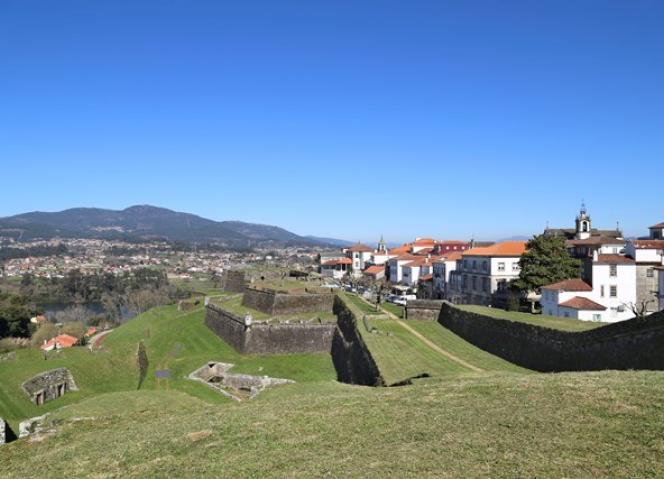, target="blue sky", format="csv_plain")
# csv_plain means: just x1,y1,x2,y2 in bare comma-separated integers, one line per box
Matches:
1,1,663,242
